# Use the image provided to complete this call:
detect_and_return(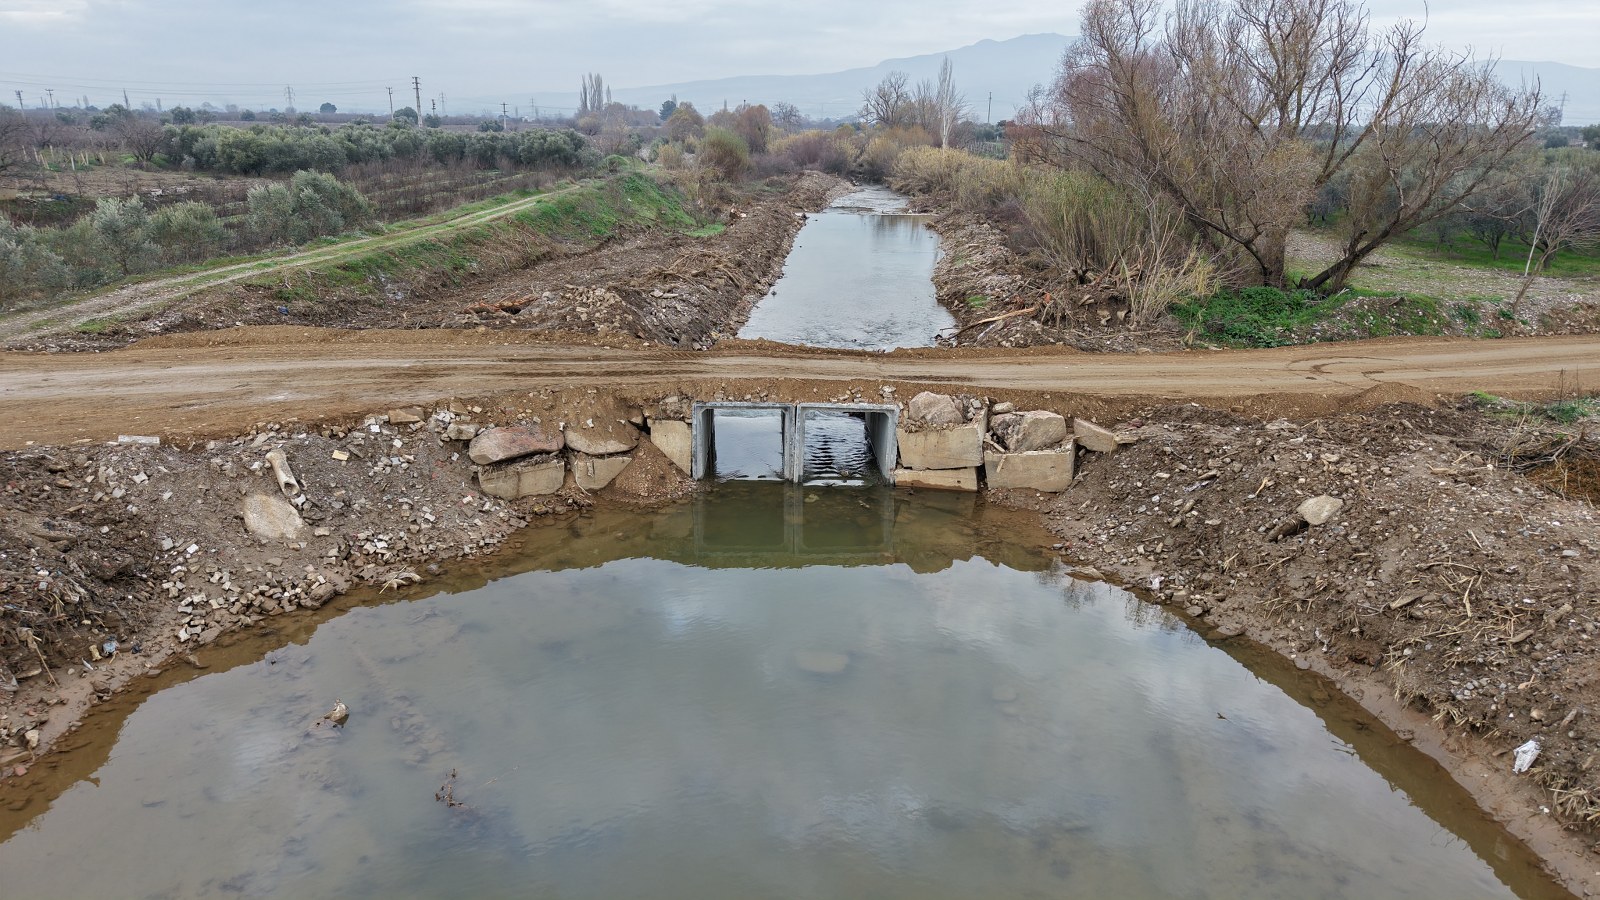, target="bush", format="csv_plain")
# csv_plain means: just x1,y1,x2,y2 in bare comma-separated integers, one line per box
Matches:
247,170,374,246
774,130,854,174
88,197,160,277
0,221,70,308
698,127,750,181
1172,287,1323,346
150,201,230,264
